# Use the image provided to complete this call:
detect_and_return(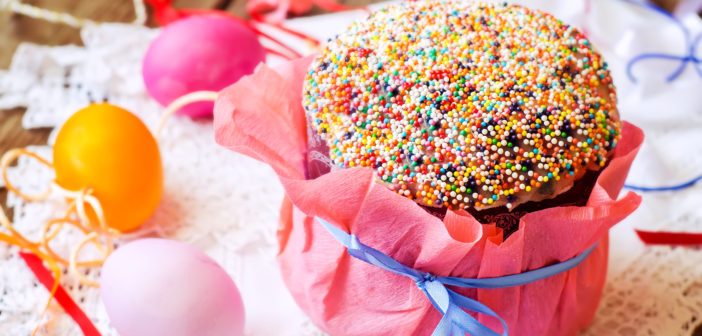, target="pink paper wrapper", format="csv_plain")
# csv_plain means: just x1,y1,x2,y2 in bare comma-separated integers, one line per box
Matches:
214,57,644,336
